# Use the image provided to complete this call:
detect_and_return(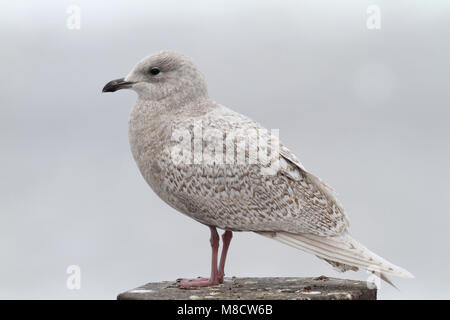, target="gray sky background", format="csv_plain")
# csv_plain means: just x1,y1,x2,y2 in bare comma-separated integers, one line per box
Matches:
1,0,449,299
